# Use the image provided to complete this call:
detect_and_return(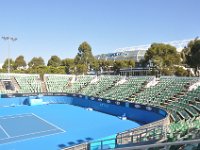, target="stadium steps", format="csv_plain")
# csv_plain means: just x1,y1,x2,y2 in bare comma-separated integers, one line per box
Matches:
170,112,181,122
11,76,20,92
126,78,154,101
41,81,47,93
89,76,122,97
0,80,5,92
77,83,89,93
185,106,199,117
76,76,95,93
192,103,200,112
64,75,95,94
177,110,191,120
